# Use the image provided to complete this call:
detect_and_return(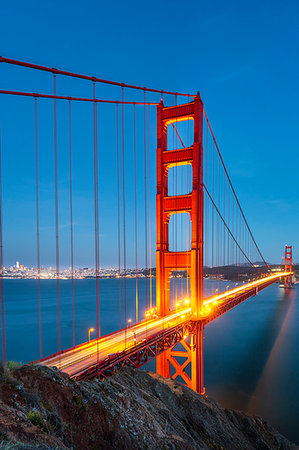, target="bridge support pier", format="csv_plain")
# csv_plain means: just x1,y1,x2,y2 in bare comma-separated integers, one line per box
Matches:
156,322,205,394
